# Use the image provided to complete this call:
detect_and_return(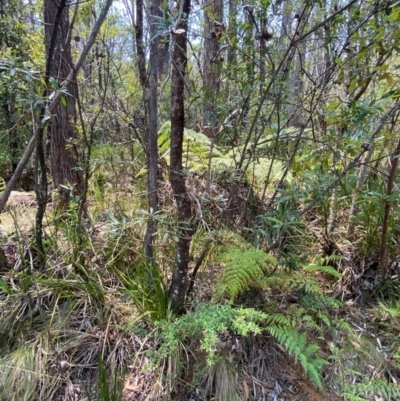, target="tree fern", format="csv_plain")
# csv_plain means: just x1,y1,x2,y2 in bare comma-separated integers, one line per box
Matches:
213,144,292,188
157,123,290,189
158,121,227,174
